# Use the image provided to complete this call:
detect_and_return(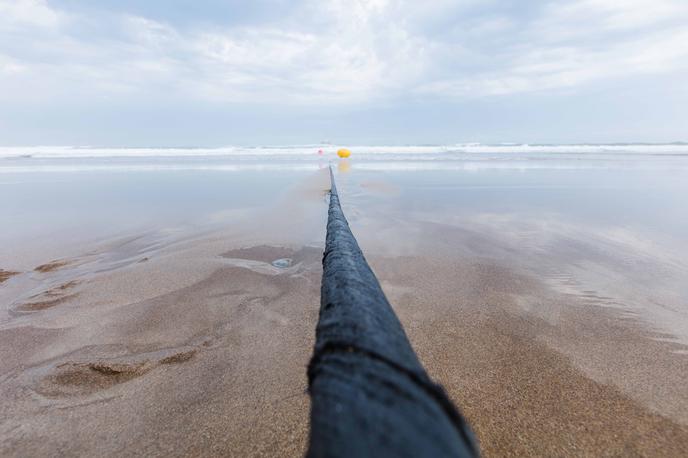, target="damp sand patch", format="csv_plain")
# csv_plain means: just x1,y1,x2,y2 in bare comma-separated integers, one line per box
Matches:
34,260,70,273
0,269,20,284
